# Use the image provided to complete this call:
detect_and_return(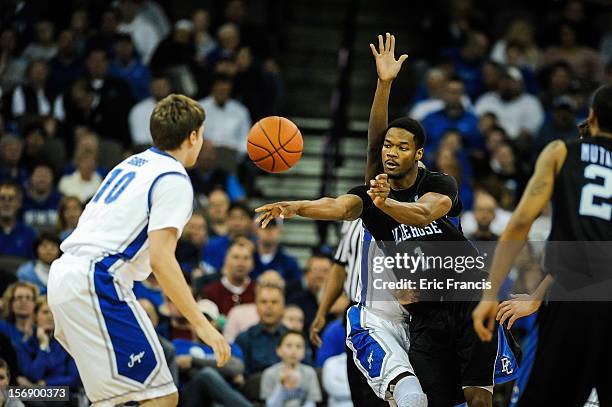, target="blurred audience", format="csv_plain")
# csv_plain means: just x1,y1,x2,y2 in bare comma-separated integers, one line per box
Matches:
0,181,36,259
128,75,172,146
16,233,60,294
